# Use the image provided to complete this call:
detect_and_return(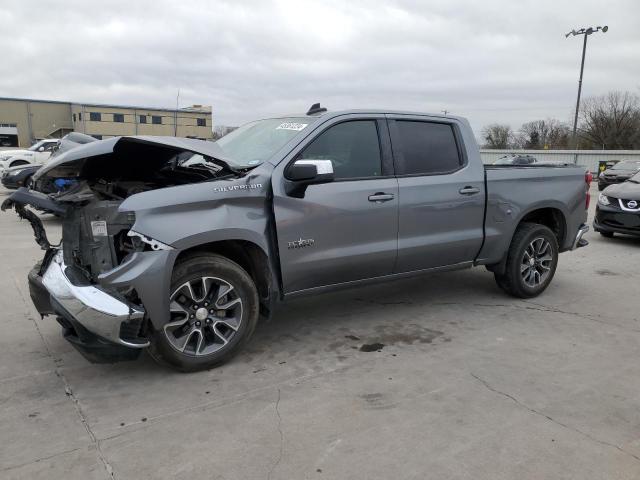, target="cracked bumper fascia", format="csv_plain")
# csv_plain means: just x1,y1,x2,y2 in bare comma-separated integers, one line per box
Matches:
98,249,180,330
